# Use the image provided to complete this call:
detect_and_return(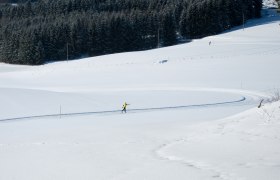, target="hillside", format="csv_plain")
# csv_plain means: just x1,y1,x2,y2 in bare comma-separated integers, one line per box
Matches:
0,0,262,65
0,3,280,179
